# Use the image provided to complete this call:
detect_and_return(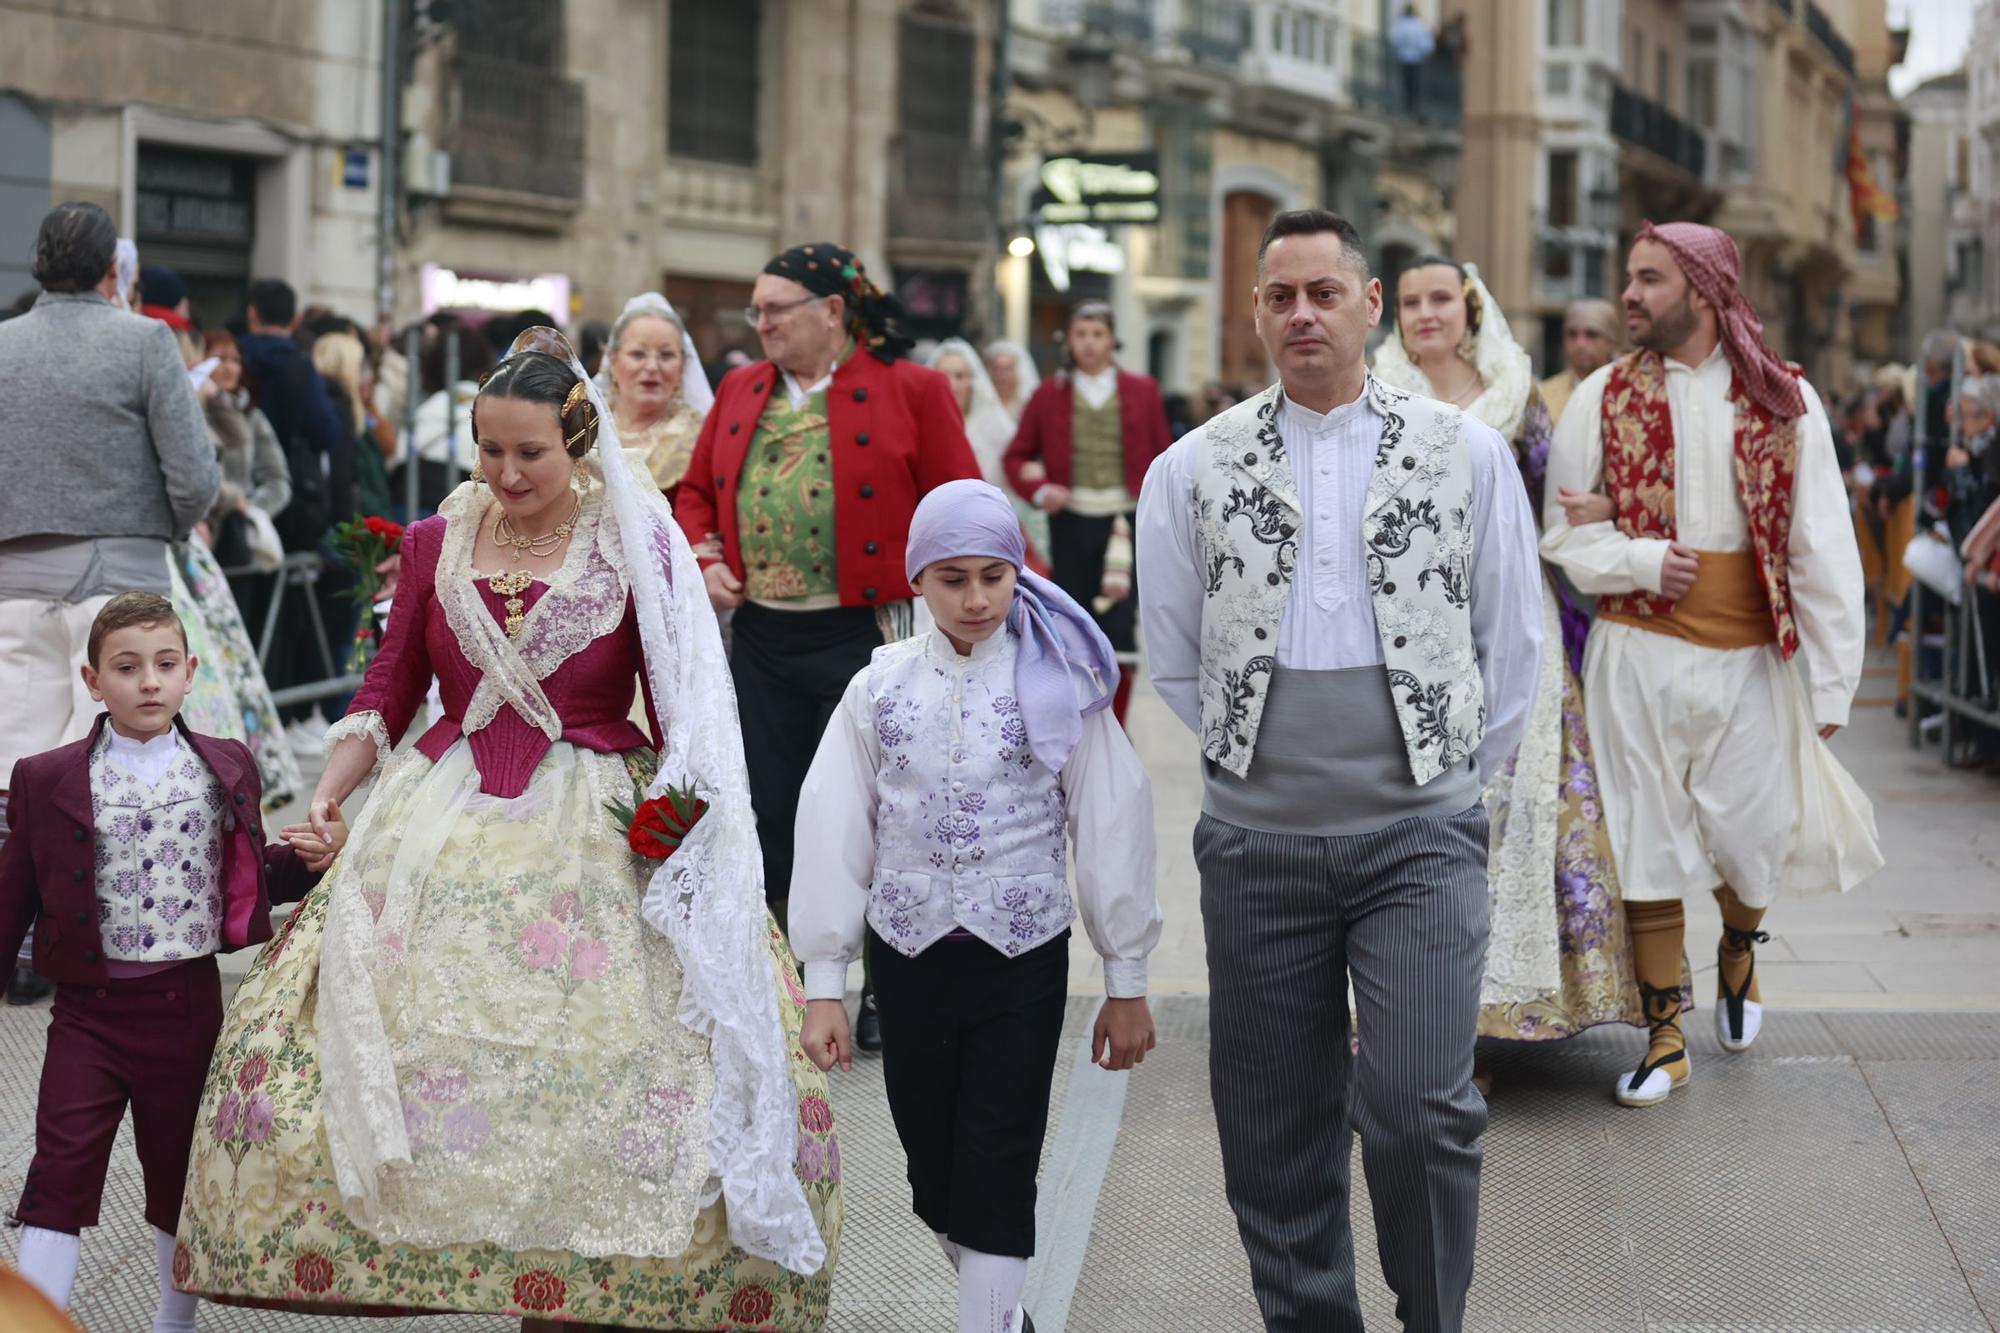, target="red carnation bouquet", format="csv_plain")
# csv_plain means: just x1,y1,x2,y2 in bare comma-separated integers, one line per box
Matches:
607,777,709,861
331,514,405,673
